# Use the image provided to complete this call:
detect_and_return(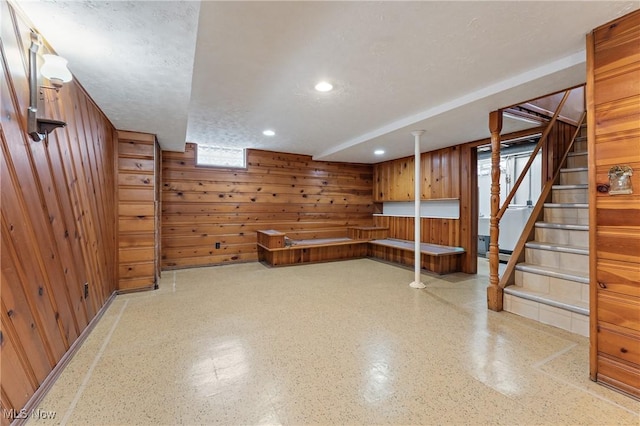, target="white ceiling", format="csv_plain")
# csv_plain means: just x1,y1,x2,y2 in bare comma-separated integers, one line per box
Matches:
15,1,639,163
